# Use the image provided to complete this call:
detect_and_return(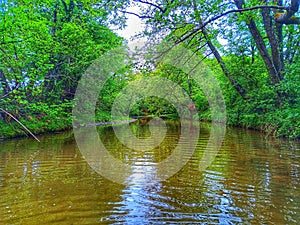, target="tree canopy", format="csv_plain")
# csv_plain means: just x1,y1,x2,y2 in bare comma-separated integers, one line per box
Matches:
0,0,299,139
